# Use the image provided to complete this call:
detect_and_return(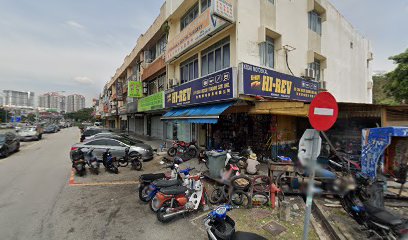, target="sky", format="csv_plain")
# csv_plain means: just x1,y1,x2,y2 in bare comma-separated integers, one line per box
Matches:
0,0,407,106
